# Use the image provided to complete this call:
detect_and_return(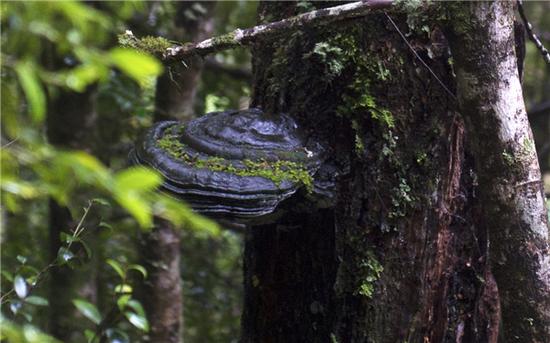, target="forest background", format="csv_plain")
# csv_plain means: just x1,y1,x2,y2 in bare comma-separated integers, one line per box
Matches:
0,1,549,342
